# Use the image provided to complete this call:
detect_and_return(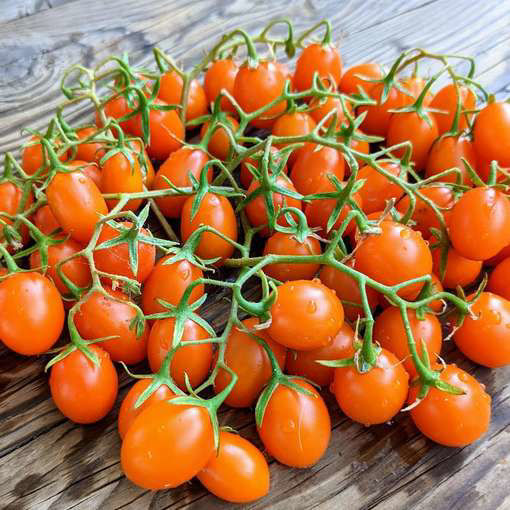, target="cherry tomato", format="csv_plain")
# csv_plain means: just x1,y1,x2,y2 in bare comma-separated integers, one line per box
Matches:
204,59,239,114
197,431,269,503
200,115,239,160
67,160,102,189
396,186,454,239
158,70,208,122
272,111,316,165
263,231,321,281
0,272,65,355
488,257,510,300
33,204,60,235
121,400,214,489
180,192,237,264
258,379,331,468
148,317,213,389
449,187,510,261
473,101,510,167
332,348,409,425
75,127,106,163
286,321,356,386
356,161,405,214
214,317,287,408
387,111,439,171
374,307,442,377
430,84,476,135
118,379,175,439
339,62,383,96
93,221,155,283
399,76,432,105
421,273,445,313
454,291,510,367
128,138,155,188
21,135,68,176
50,344,118,423
268,279,344,350
240,147,287,190
47,170,107,244
245,175,302,237
319,262,379,322
96,94,133,133
339,132,370,173
141,256,204,315
309,95,352,129
293,43,342,92
290,145,345,195
409,364,490,447
29,236,90,297
485,243,510,267
233,60,287,129
0,181,34,247
152,147,211,218
354,221,433,298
